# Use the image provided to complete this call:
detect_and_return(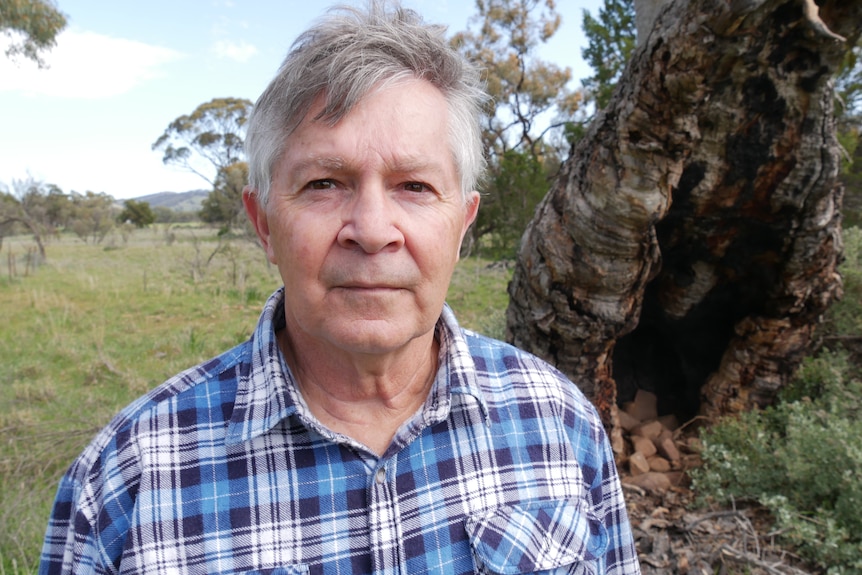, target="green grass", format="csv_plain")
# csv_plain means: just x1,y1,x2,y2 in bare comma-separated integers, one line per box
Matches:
448,259,512,340
0,226,512,573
